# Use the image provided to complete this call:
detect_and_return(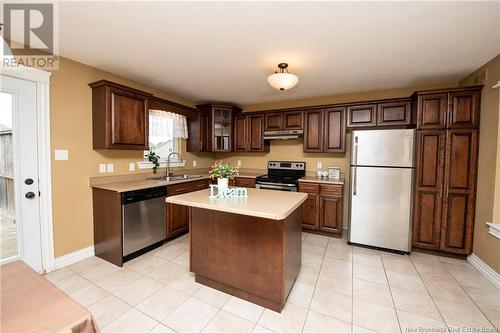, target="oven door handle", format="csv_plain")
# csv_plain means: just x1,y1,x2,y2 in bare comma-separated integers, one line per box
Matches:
256,183,296,191
256,181,296,187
